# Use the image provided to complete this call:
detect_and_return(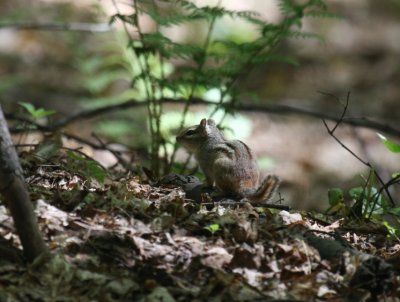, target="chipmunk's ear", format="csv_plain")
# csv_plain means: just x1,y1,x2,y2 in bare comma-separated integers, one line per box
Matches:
207,119,216,126
200,118,207,128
